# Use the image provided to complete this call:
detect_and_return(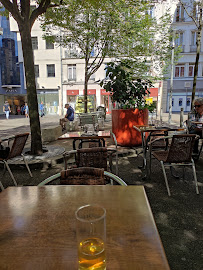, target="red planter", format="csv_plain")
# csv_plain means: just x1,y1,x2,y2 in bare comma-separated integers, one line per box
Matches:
112,108,148,146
